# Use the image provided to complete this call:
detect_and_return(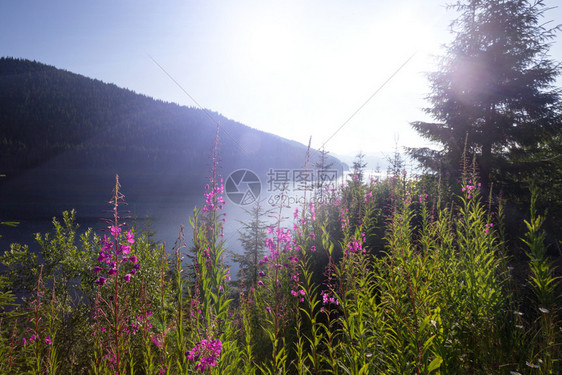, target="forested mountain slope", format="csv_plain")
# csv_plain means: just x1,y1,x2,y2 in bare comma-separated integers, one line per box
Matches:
0,57,337,178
